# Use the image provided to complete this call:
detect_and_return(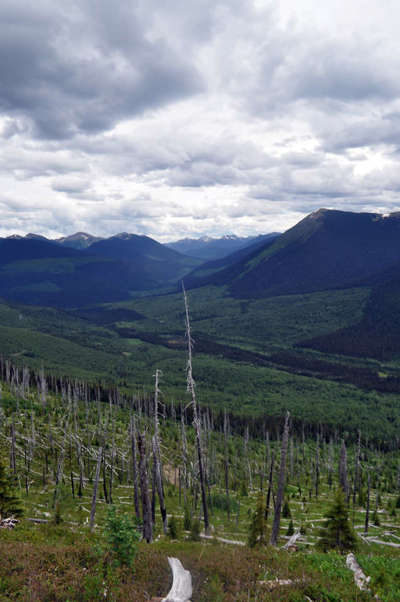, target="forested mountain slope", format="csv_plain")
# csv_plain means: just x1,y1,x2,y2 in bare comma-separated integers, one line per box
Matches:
187,209,400,298
0,234,201,307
